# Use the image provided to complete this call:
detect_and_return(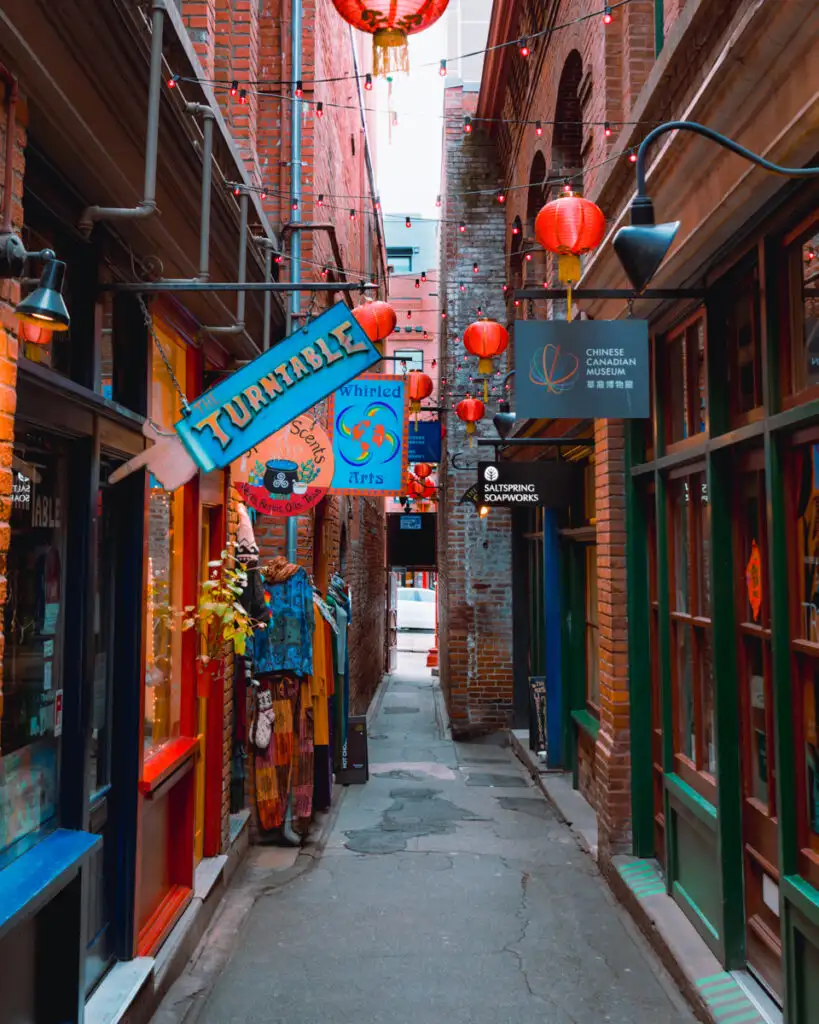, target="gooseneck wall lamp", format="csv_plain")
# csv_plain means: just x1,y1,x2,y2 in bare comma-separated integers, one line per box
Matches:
0,232,71,331
613,120,819,293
